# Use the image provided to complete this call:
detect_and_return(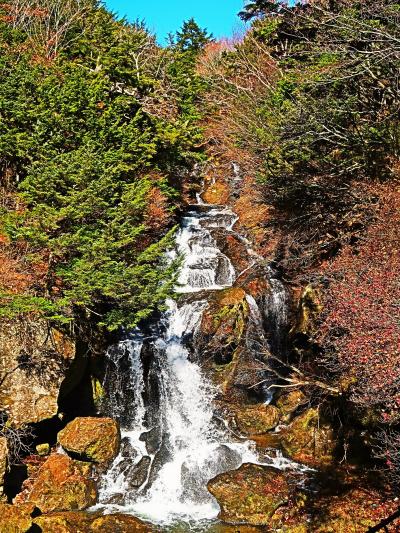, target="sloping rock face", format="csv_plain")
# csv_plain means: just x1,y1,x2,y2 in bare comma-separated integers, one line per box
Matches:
58,417,120,465
208,463,290,526
26,454,97,512
0,436,8,501
281,408,337,467
199,287,249,366
0,318,75,426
